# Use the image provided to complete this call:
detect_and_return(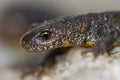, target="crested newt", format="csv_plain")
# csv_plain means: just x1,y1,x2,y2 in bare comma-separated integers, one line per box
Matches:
20,11,120,78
